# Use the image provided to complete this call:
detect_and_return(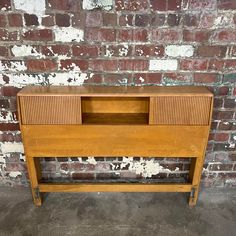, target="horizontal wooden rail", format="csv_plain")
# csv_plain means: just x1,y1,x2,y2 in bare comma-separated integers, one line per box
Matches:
38,183,192,193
